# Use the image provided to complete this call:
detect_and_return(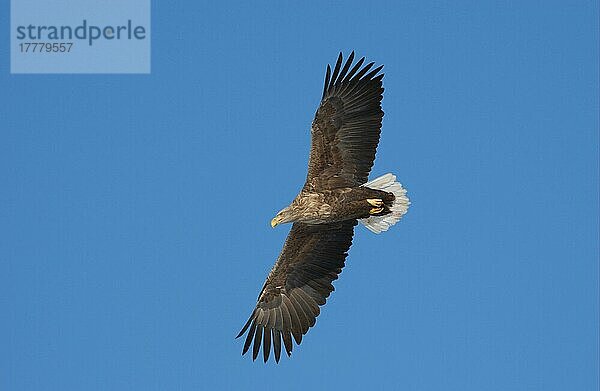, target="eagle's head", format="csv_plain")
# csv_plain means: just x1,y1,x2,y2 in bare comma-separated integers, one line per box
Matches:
271,206,295,228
